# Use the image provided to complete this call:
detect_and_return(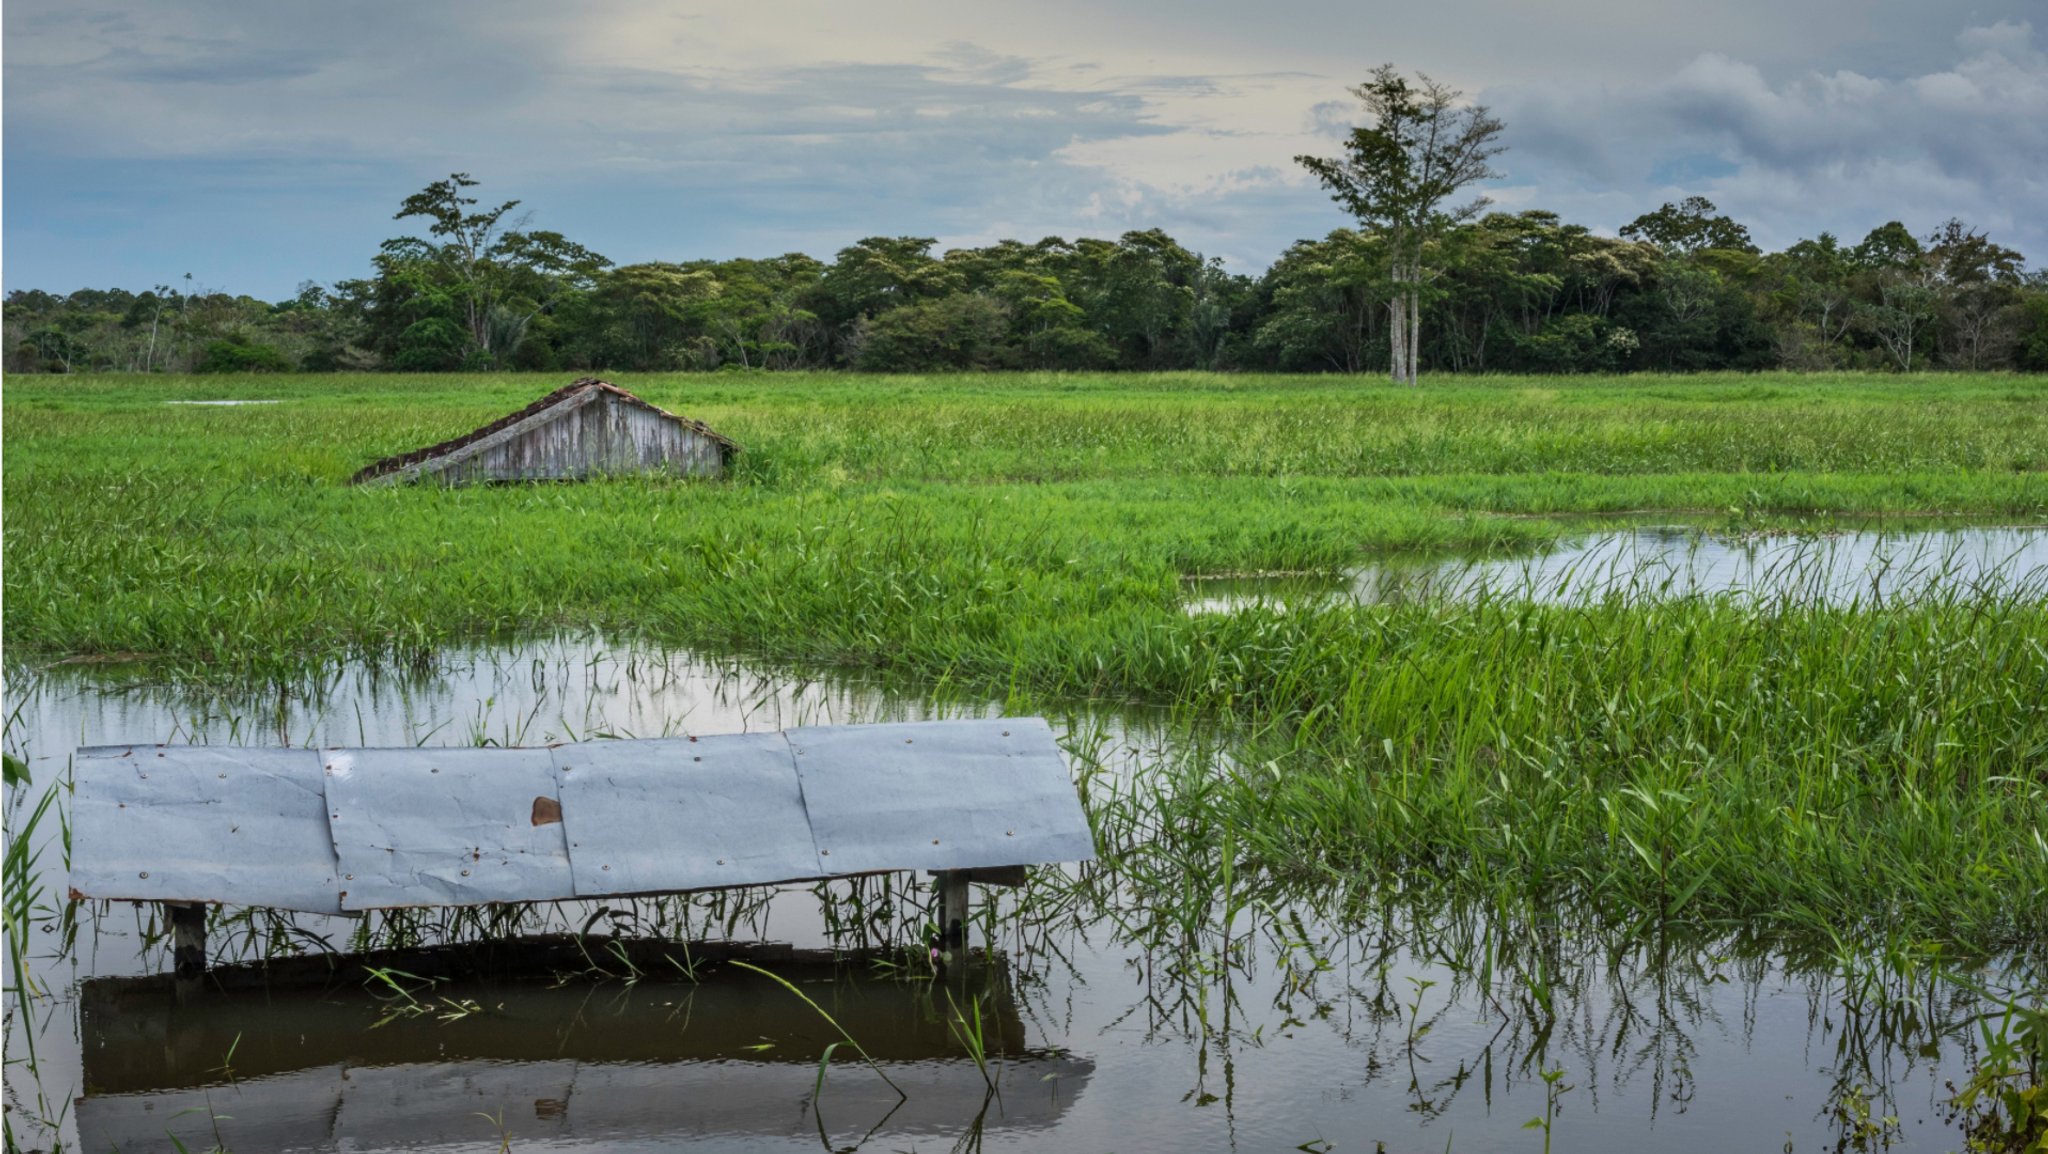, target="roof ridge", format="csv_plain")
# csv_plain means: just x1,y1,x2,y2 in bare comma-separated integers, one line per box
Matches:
350,379,737,484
